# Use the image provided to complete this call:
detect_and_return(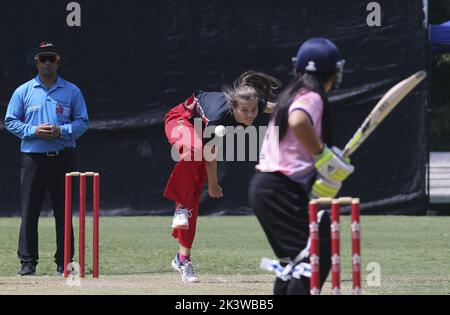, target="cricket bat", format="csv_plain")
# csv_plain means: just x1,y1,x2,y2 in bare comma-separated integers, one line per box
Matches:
342,70,427,158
